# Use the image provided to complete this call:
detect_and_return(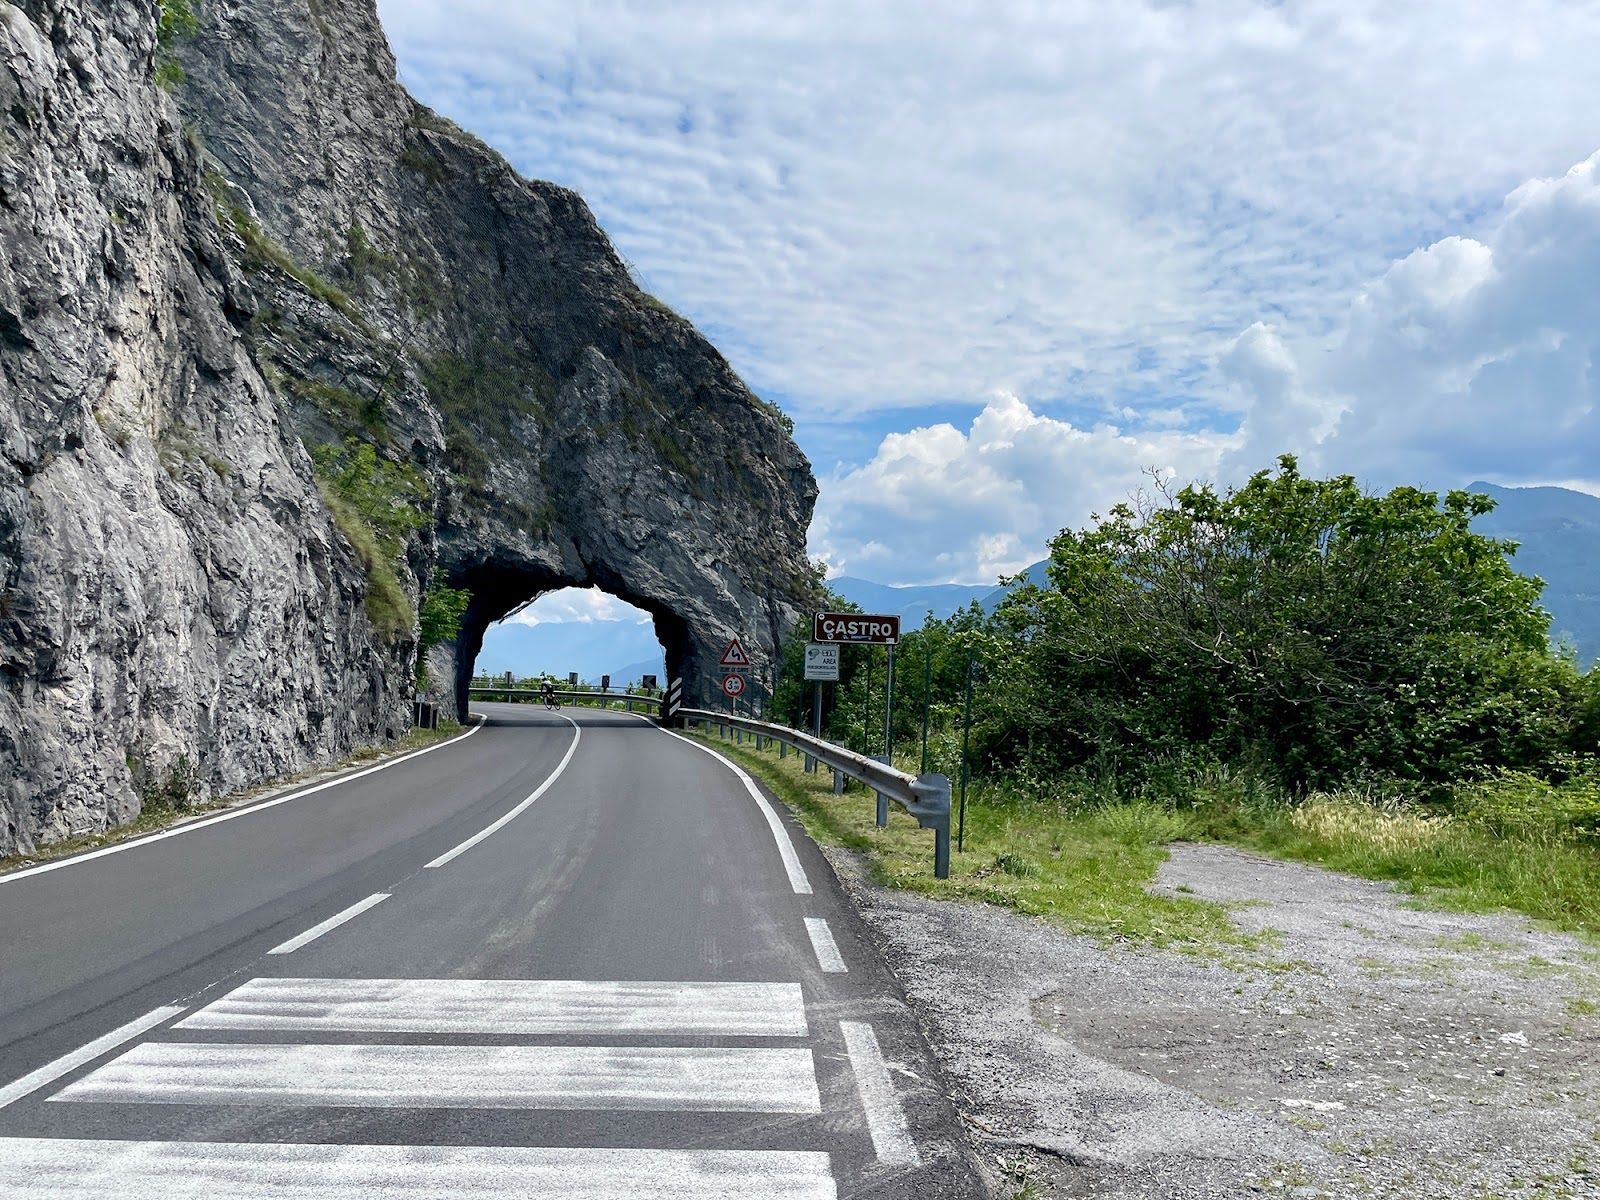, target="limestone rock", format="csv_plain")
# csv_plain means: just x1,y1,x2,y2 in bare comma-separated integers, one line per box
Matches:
0,0,816,854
